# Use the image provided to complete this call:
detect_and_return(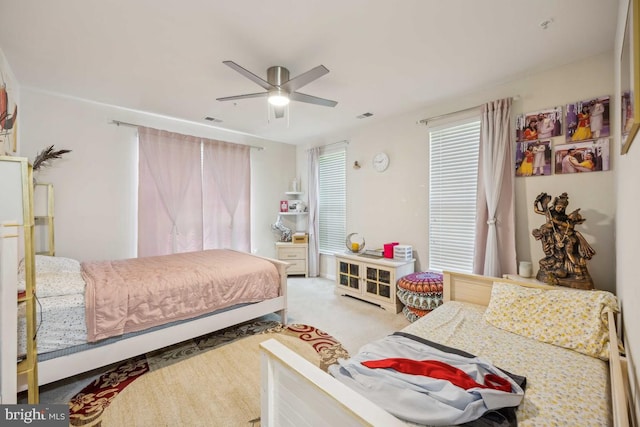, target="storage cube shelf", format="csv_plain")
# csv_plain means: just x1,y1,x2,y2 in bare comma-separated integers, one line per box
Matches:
0,156,39,403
